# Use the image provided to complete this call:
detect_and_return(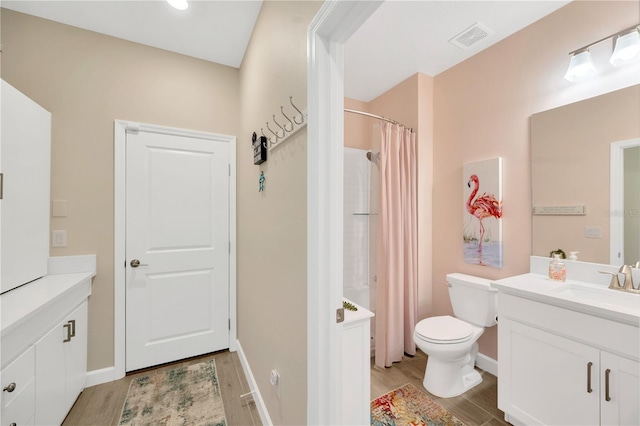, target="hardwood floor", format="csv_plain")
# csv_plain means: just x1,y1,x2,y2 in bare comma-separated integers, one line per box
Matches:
63,350,260,426
66,348,506,426
371,349,511,426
